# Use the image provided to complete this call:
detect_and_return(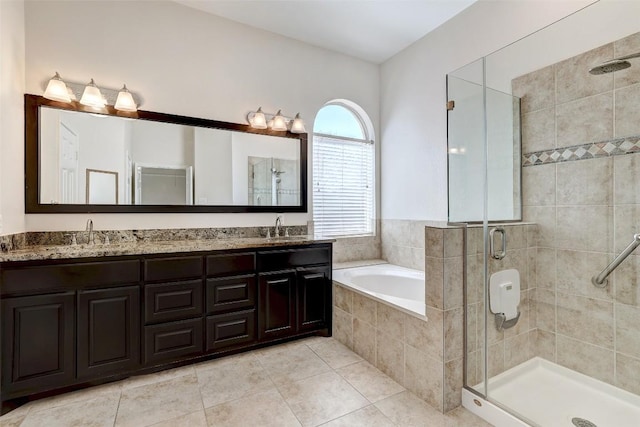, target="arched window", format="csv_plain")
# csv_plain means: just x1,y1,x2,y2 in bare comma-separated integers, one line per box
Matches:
313,100,375,238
